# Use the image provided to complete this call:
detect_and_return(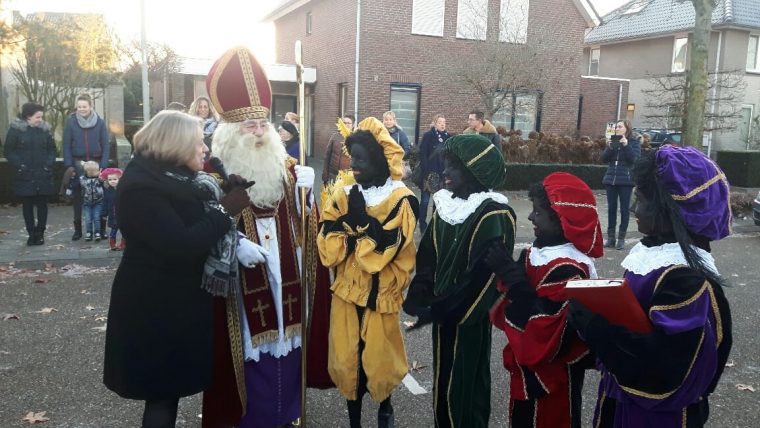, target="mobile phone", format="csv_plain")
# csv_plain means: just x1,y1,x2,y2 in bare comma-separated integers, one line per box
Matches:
610,135,623,142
